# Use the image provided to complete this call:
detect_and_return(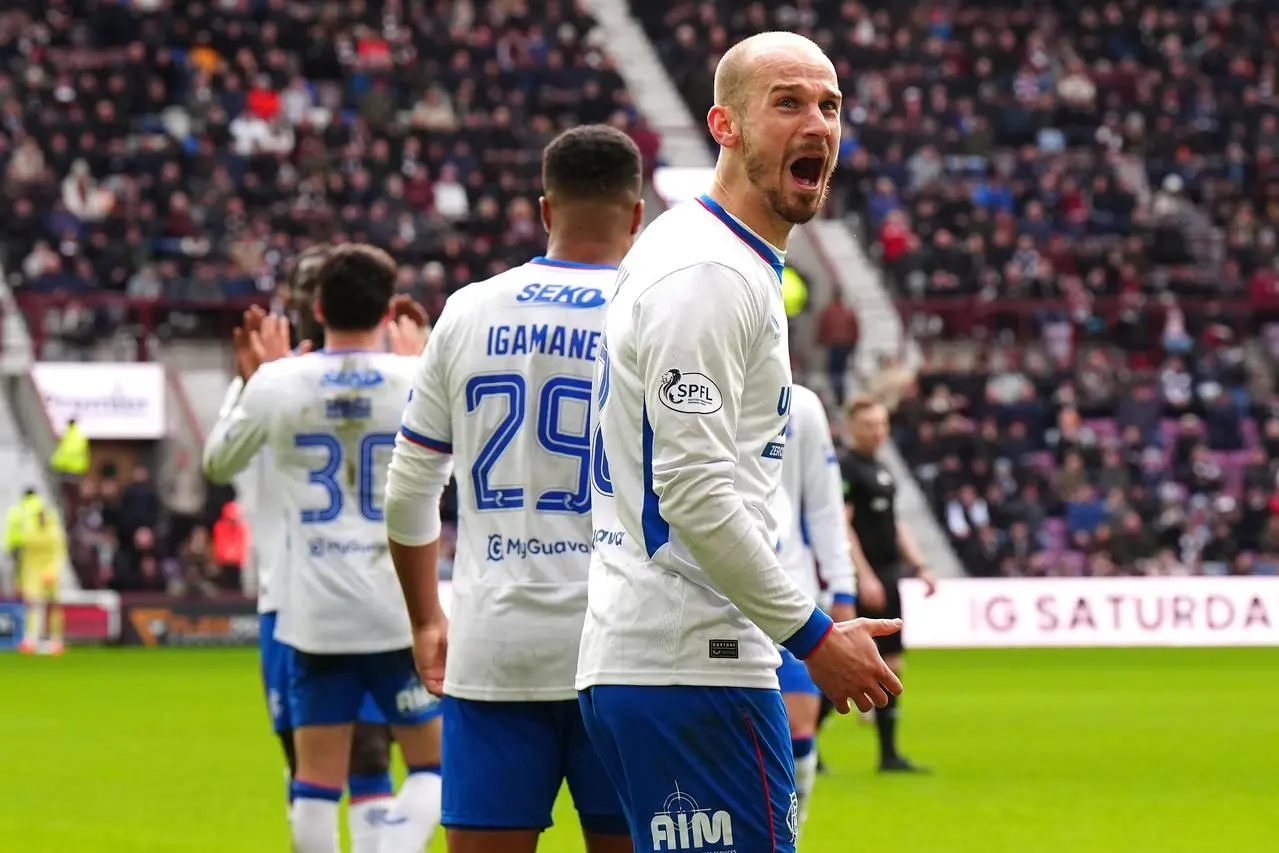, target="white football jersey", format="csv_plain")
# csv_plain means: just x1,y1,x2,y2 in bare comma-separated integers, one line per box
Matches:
220,379,289,615
204,351,417,654
387,258,614,701
775,384,855,604
577,195,832,692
